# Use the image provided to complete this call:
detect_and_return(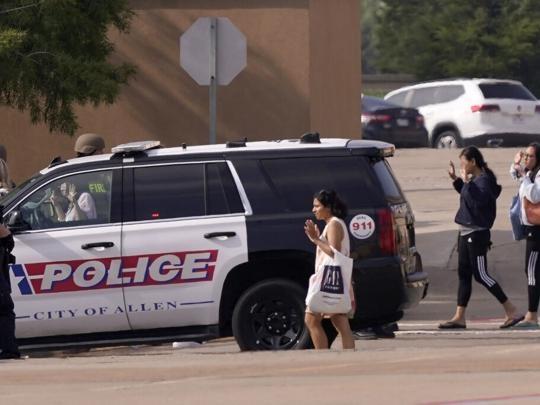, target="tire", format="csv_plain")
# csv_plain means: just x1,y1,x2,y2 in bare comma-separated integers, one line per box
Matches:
434,130,460,149
232,279,311,351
